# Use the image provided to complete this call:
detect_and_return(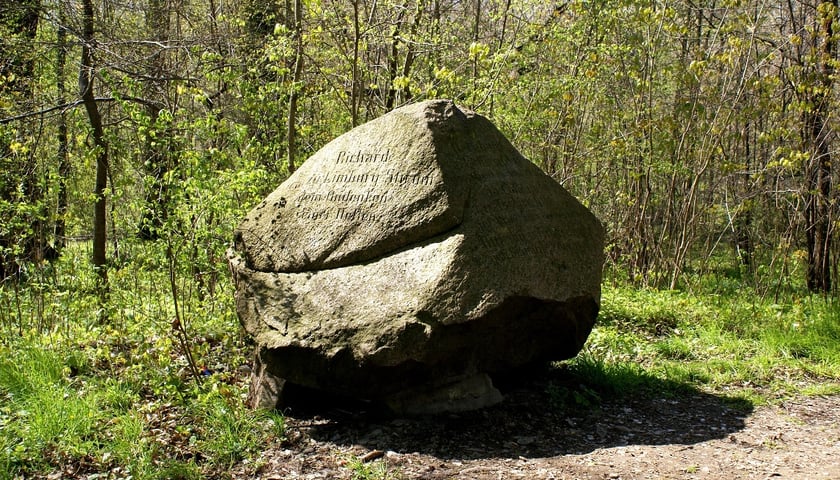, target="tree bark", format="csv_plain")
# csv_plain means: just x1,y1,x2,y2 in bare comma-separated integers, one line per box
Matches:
138,0,172,240
385,1,409,110
286,0,303,174
351,0,361,127
80,0,110,303
54,15,70,255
